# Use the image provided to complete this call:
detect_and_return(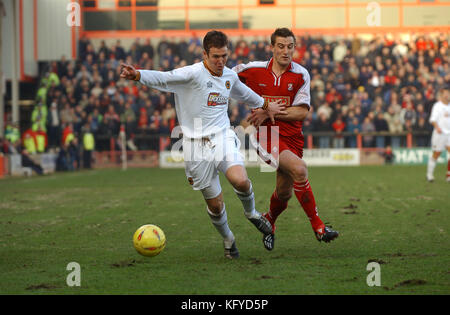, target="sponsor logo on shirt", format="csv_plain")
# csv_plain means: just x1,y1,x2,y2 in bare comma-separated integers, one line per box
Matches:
262,95,290,106
207,93,229,106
